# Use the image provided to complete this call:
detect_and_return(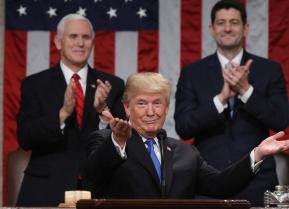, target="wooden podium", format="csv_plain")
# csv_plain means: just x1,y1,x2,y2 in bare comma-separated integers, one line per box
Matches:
76,199,250,209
